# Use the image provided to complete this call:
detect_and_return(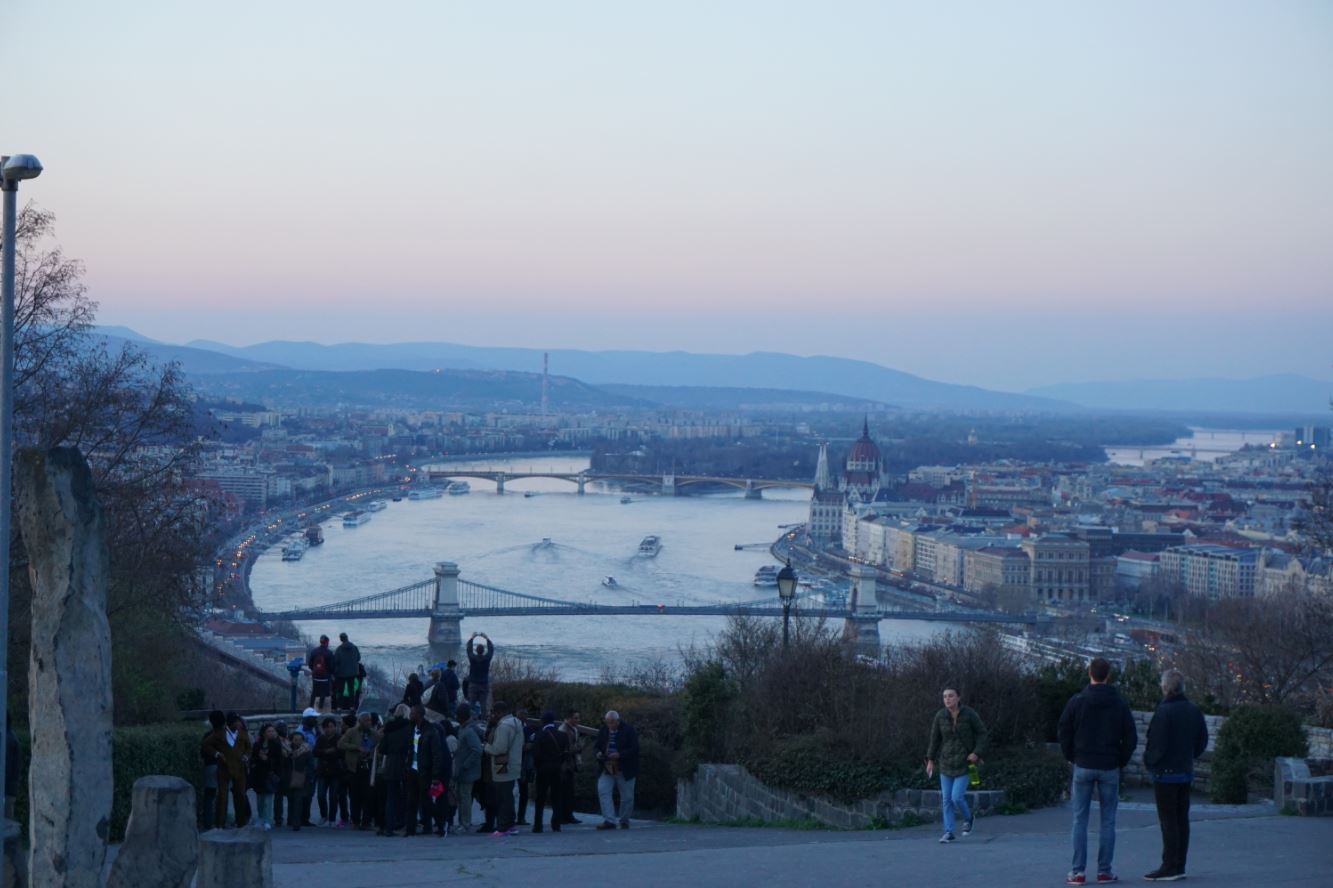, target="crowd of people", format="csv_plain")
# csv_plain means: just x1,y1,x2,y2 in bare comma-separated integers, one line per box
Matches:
201,631,642,837
208,633,1209,880
927,657,1209,884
